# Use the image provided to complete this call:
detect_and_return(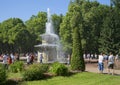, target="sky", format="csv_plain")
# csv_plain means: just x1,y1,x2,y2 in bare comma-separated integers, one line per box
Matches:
0,0,110,22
